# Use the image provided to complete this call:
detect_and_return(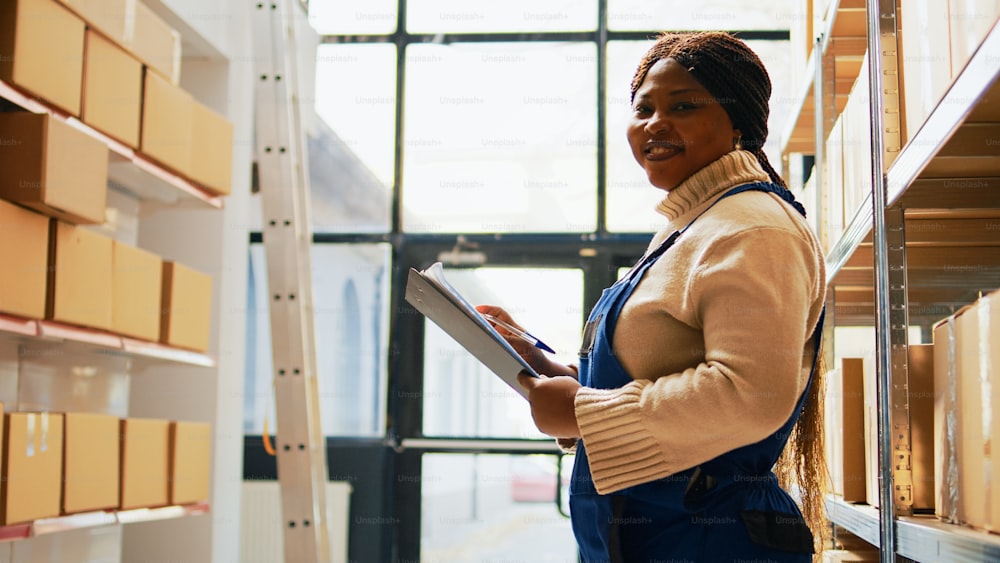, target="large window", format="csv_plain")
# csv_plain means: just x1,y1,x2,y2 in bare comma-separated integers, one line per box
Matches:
407,0,598,33
311,44,396,232
249,3,795,560
403,42,598,233
607,0,798,31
